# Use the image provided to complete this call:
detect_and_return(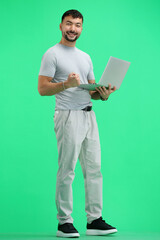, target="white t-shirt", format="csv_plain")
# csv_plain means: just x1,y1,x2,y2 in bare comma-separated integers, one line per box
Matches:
39,43,95,110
